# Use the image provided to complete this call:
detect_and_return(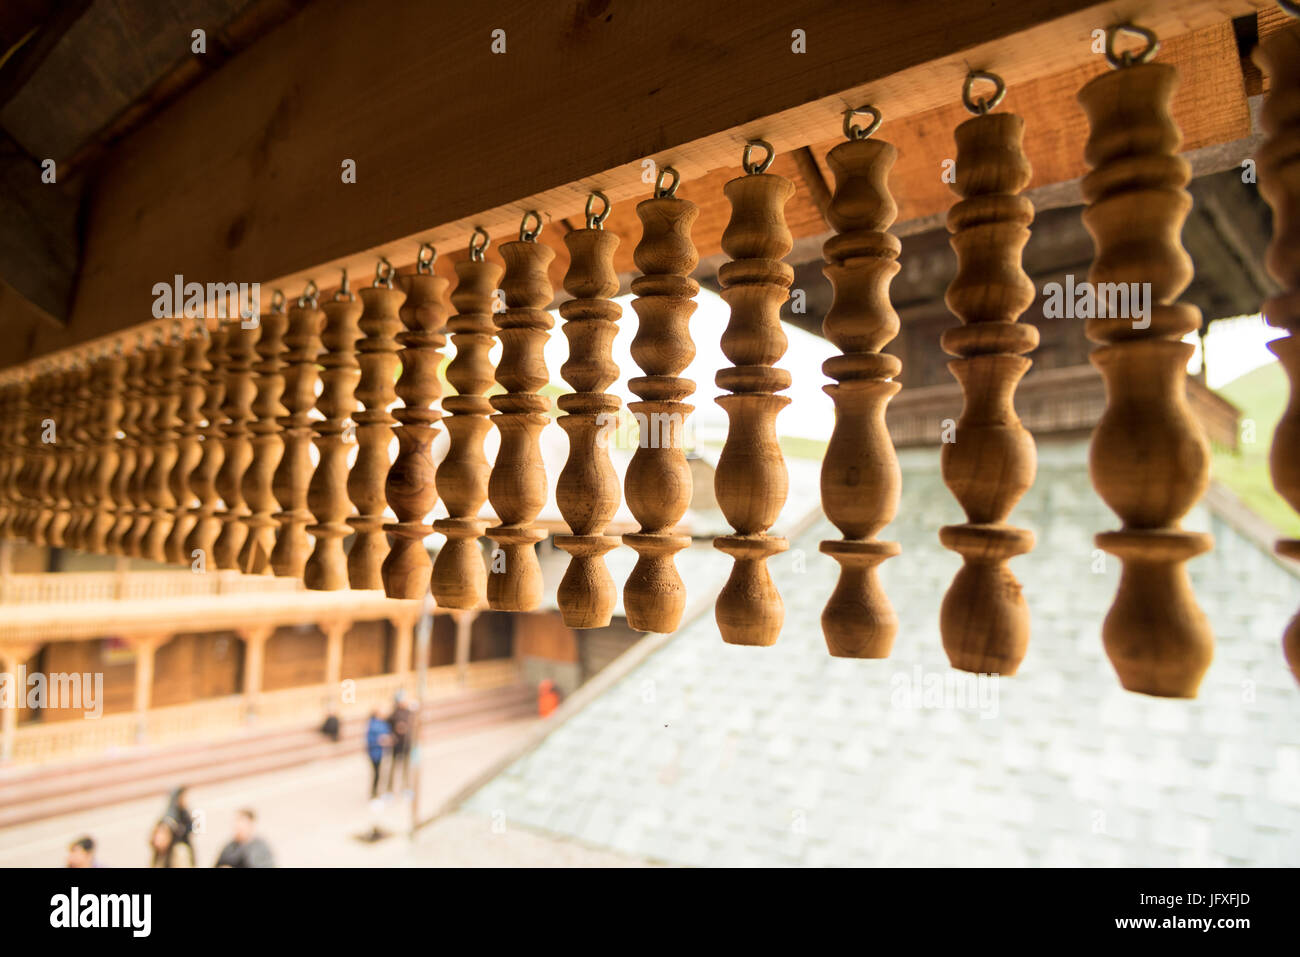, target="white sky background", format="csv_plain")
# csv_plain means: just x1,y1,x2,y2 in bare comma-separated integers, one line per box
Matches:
1186,313,1284,390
